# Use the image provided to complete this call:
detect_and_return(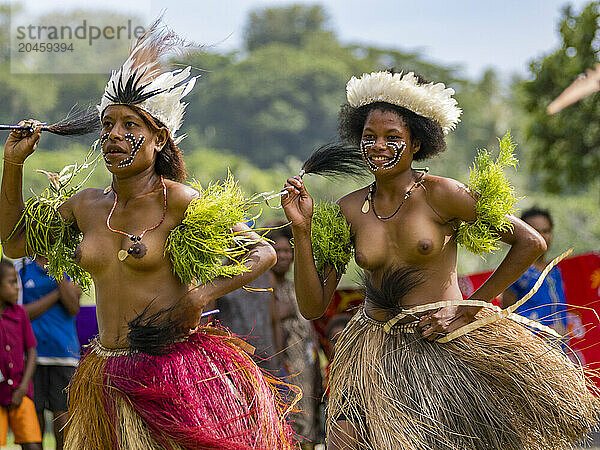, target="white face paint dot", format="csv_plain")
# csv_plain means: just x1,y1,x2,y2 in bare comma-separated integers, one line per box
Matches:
118,134,145,168
382,141,404,170
101,133,111,163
